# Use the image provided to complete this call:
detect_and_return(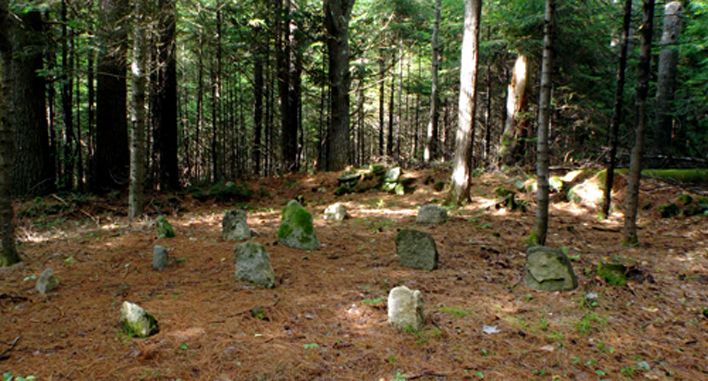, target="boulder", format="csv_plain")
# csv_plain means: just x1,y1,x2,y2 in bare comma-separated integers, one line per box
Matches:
324,203,349,222
395,229,438,271
234,241,276,288
36,268,59,295
152,245,169,270
415,204,448,224
119,301,159,338
155,216,175,239
222,209,251,241
525,246,578,291
388,286,425,331
278,200,321,250
383,167,402,183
